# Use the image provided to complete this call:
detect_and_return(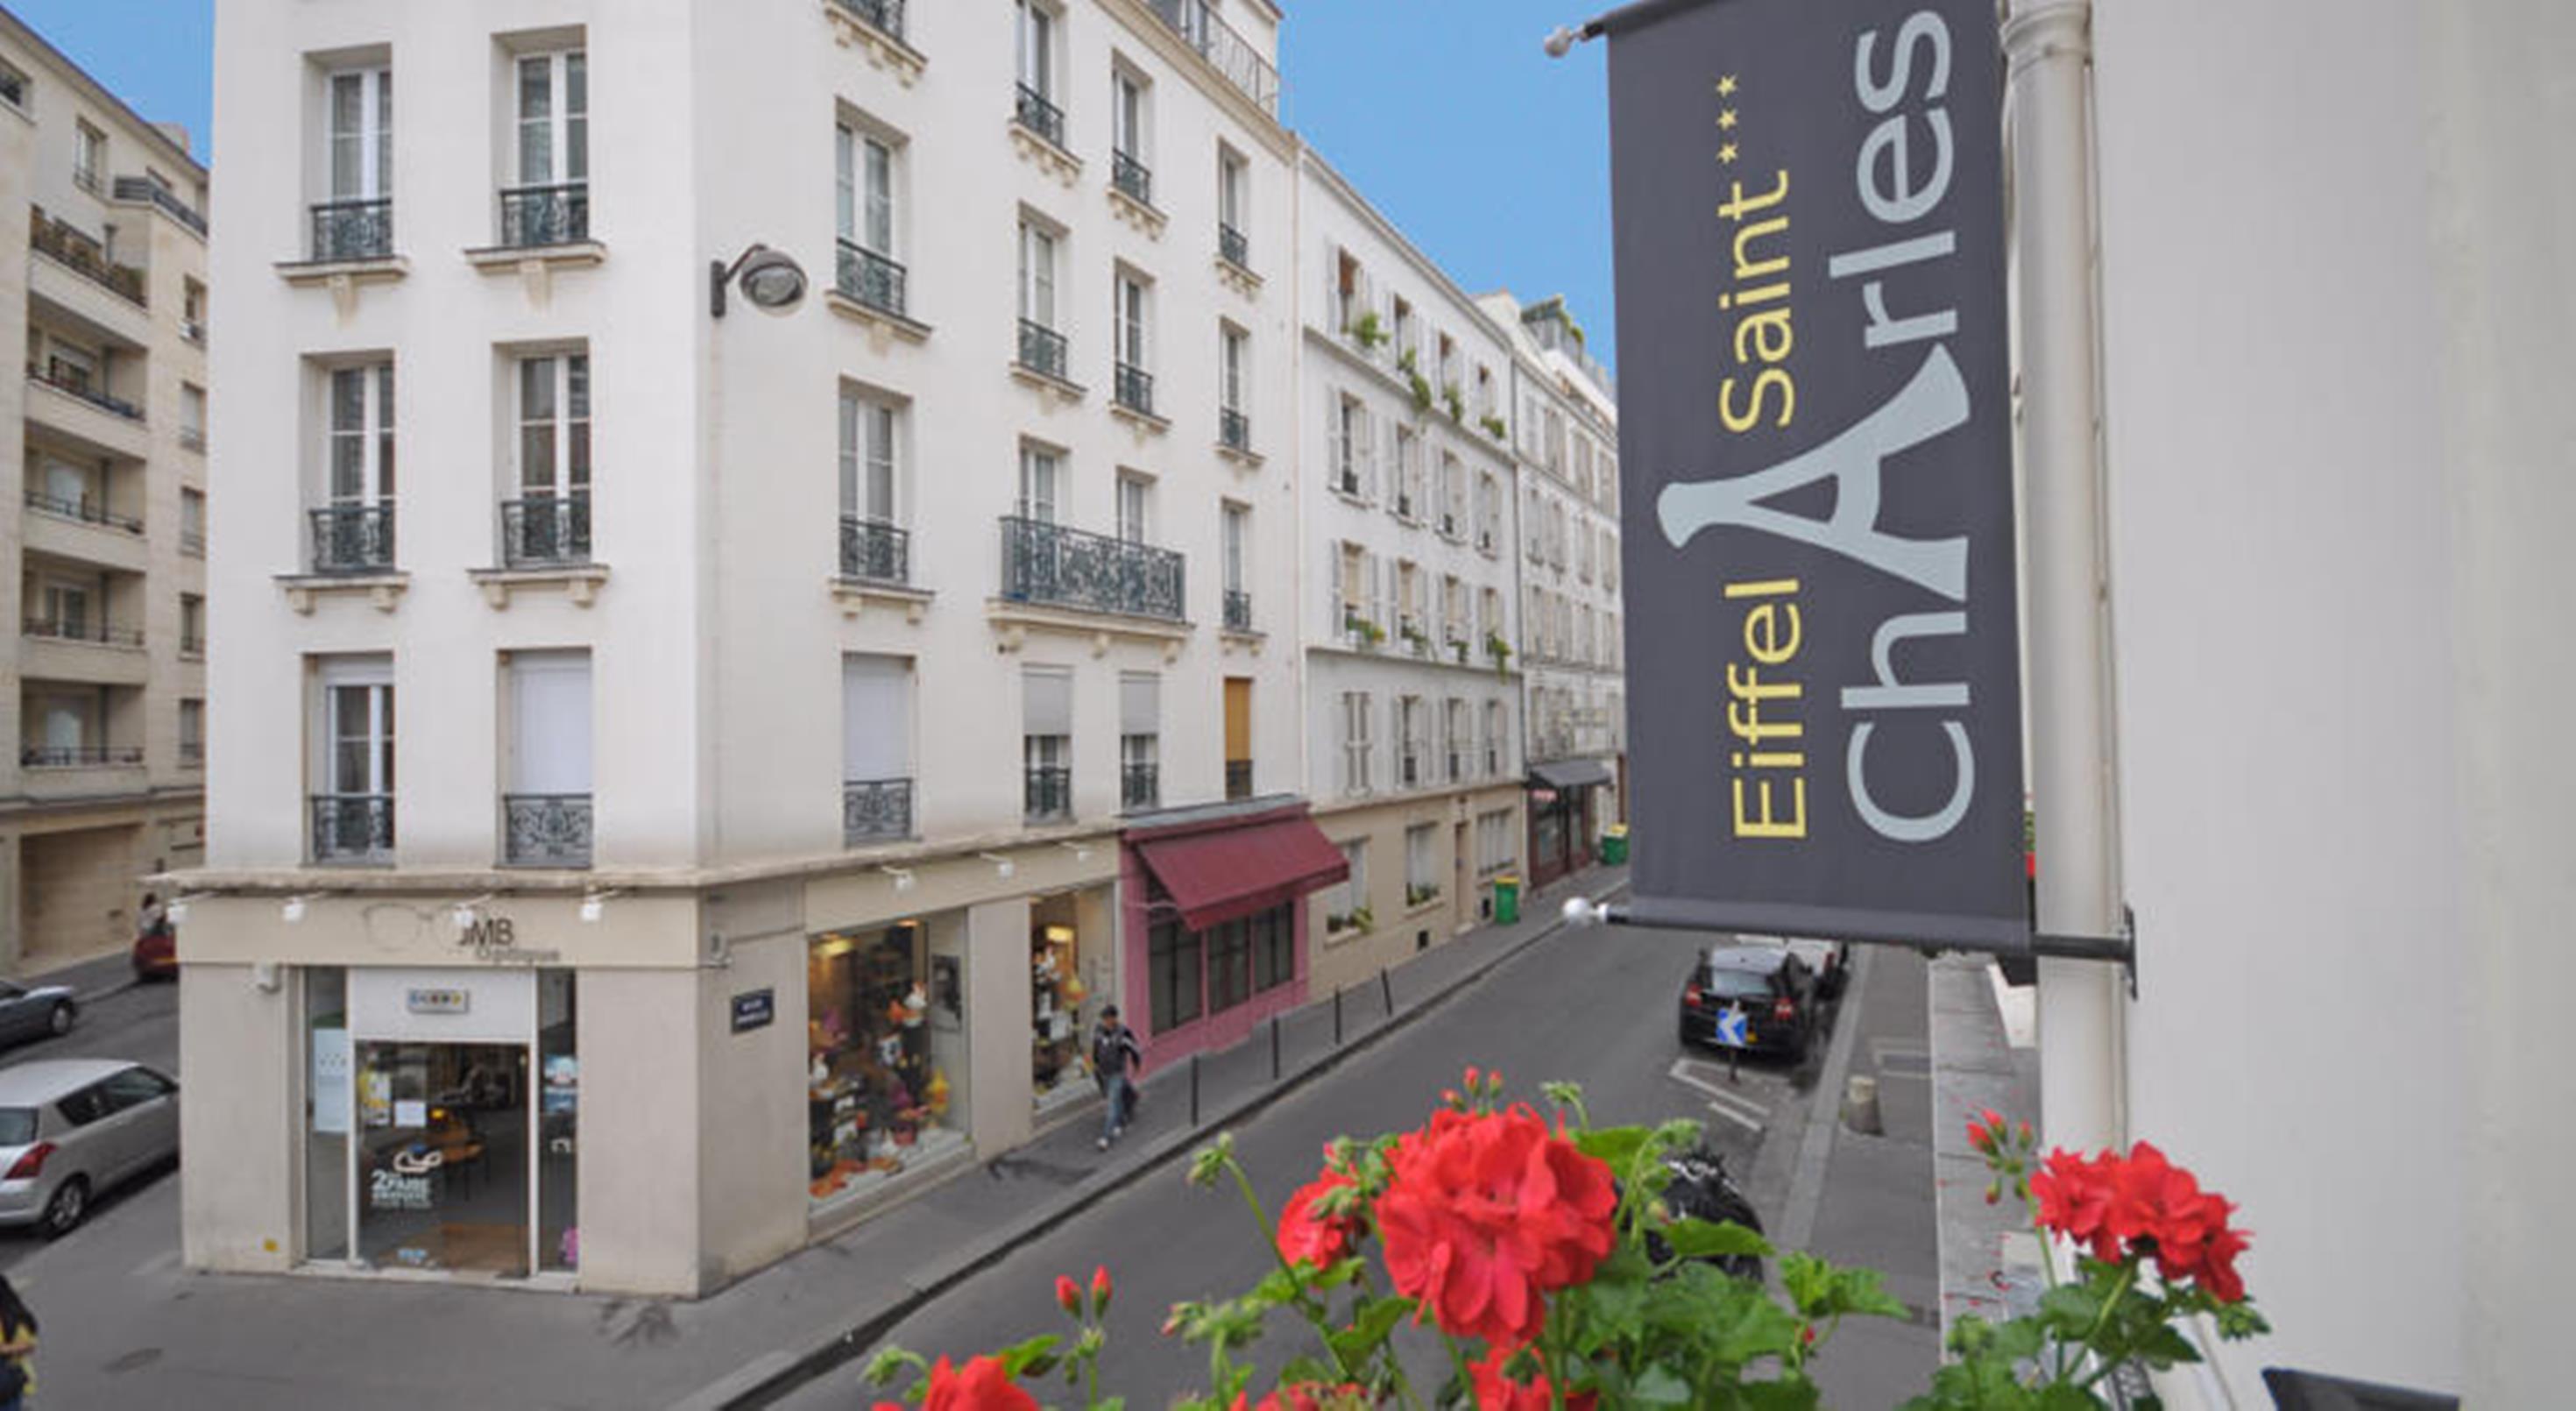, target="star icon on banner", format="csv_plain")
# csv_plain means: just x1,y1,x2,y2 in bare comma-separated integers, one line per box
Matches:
1718,141,1738,165
1717,110,1738,131
1716,74,1738,96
